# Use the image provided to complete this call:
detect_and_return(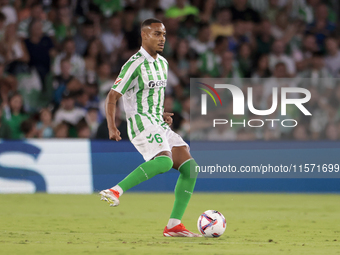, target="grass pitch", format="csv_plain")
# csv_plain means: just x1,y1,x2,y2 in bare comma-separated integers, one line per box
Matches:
0,193,339,255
